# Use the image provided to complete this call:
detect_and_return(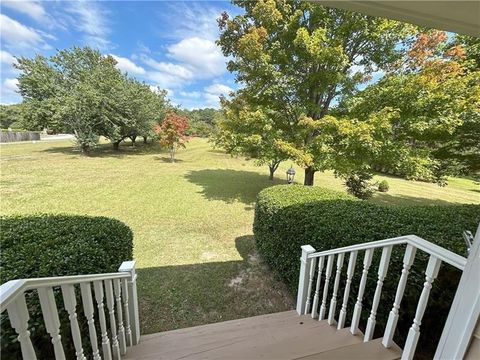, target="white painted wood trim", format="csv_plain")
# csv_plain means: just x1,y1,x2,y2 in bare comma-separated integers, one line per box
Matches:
350,249,374,335
328,253,345,325
382,244,417,348
435,223,480,359
338,251,357,329
296,245,316,315
308,235,466,270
